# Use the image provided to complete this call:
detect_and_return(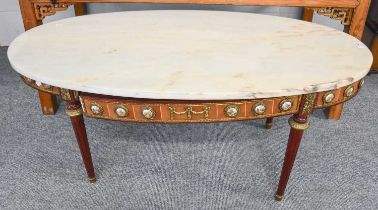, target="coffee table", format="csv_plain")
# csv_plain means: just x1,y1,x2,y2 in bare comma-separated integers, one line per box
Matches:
7,10,372,201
